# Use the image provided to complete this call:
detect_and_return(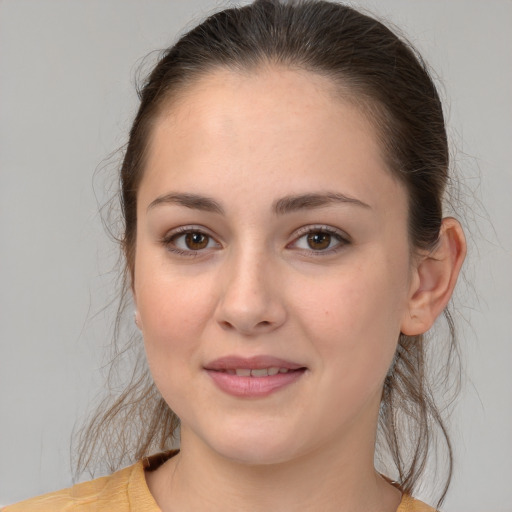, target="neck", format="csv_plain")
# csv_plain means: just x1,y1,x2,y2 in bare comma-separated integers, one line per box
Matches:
146,426,402,512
